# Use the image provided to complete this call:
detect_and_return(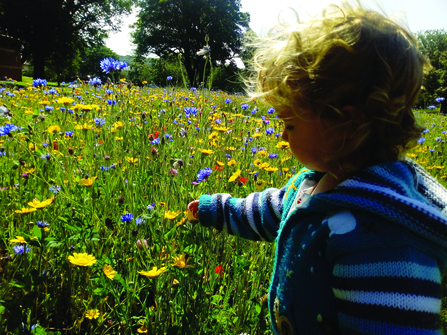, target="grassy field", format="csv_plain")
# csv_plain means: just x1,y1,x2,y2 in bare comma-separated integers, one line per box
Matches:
0,81,446,334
